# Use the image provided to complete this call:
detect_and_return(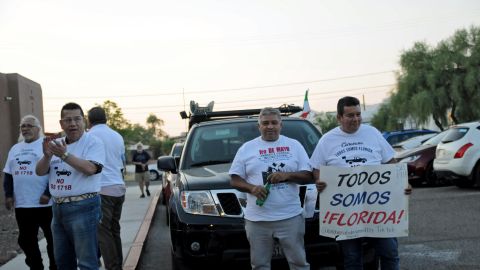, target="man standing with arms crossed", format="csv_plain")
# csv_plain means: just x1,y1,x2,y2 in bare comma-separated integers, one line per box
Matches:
87,106,126,270
229,107,312,270
3,115,56,270
36,102,105,270
310,96,411,270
